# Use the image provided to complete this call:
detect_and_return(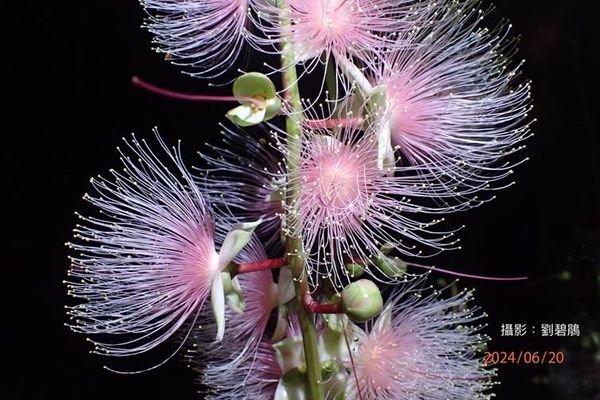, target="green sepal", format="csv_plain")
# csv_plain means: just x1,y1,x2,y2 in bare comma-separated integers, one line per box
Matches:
379,242,398,256
324,371,348,400
274,336,306,375
374,255,407,278
218,220,261,270
224,273,246,313
318,324,351,364
226,104,266,127
274,368,308,400
272,303,289,342
365,85,388,117
233,71,277,99
344,263,365,278
273,363,347,400
227,72,282,126
322,298,346,333
211,272,226,341
278,266,296,305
